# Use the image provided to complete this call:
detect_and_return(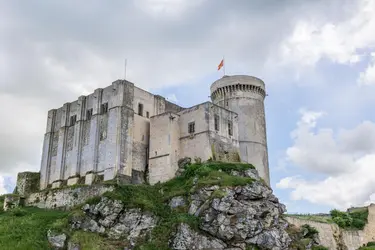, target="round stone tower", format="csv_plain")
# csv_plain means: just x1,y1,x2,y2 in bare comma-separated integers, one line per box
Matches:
210,75,270,185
